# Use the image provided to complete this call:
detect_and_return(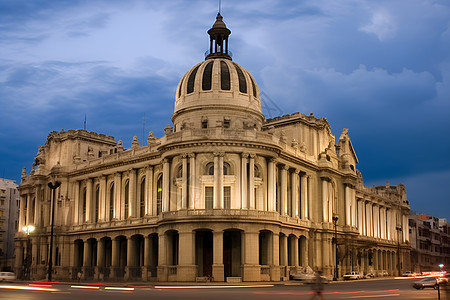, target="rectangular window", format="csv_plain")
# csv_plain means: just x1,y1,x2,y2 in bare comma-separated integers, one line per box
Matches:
205,187,213,210
224,186,231,209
